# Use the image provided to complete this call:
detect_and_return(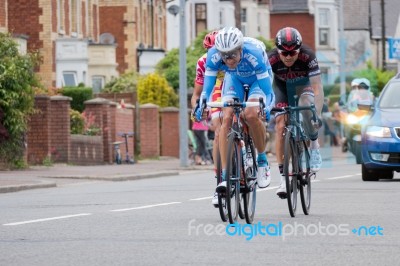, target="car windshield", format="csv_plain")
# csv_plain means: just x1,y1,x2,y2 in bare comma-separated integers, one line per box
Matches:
379,81,400,108
346,89,374,112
